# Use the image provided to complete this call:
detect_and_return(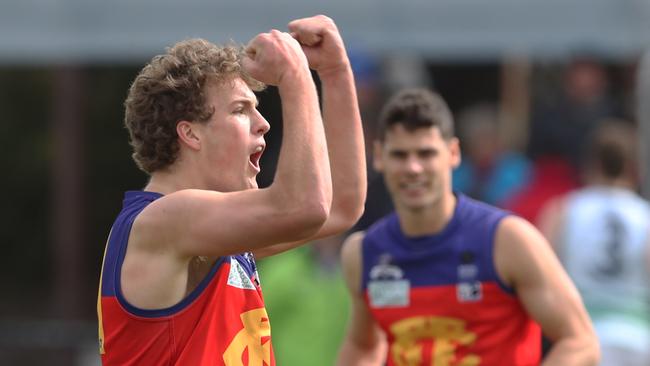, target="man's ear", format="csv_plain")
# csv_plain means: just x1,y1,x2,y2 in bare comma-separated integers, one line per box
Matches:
177,120,201,151
449,137,462,168
373,140,384,172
